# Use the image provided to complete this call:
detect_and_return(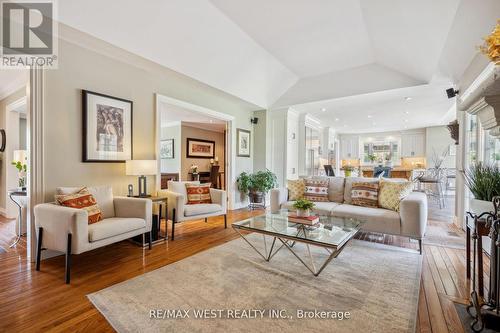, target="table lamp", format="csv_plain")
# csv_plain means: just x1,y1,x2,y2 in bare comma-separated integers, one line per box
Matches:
125,160,157,197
